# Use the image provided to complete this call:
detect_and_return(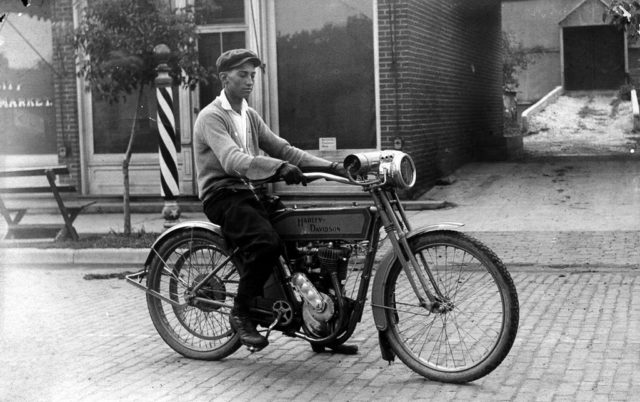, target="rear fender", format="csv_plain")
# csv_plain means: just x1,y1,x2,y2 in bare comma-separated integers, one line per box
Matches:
371,223,463,331
143,221,226,267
